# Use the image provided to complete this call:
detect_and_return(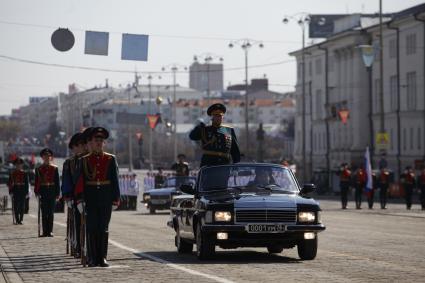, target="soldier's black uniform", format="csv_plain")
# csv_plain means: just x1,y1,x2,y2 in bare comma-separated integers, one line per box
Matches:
401,168,416,210
171,162,190,176
35,149,60,237
8,159,29,224
378,169,391,209
189,103,240,168
418,170,425,210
